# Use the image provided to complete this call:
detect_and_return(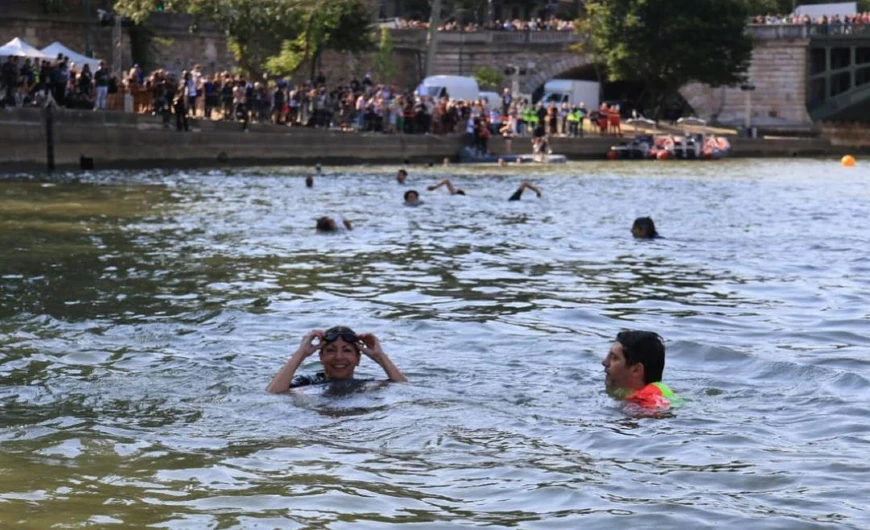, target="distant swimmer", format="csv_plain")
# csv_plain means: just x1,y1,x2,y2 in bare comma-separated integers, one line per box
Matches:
403,189,423,206
508,181,542,201
427,178,466,195
602,330,675,410
305,175,314,188
631,216,659,239
316,216,353,232
266,326,408,393
396,169,408,185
